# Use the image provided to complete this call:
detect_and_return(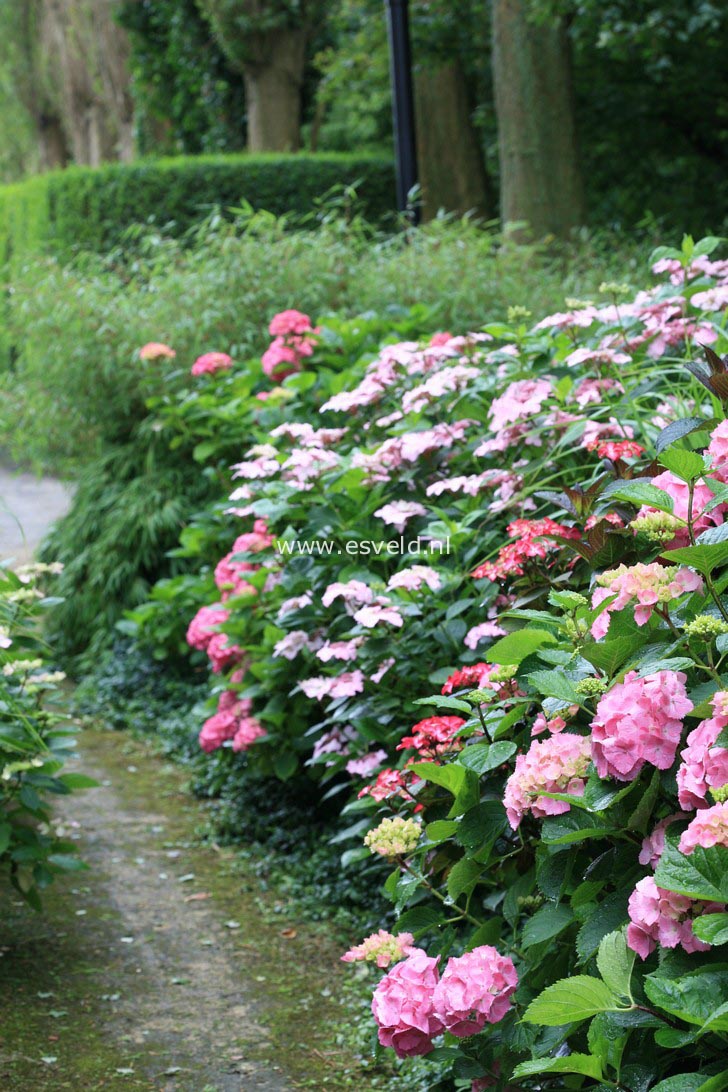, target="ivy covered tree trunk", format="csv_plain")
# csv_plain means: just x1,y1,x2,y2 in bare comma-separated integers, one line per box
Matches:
414,61,493,220
492,0,584,237
243,27,306,151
